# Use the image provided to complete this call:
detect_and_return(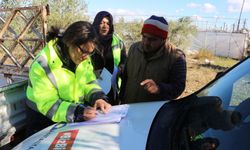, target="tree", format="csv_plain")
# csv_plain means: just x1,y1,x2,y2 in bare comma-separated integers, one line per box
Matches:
168,17,197,51
114,16,197,52
115,17,197,52
115,18,143,50
1,0,89,29
32,0,89,29
1,0,28,8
